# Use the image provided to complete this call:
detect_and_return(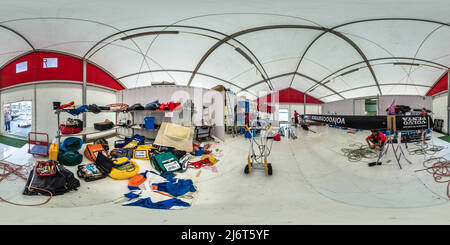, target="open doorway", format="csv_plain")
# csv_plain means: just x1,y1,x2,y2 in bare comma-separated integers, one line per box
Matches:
278,108,289,122
365,98,378,116
3,101,32,138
